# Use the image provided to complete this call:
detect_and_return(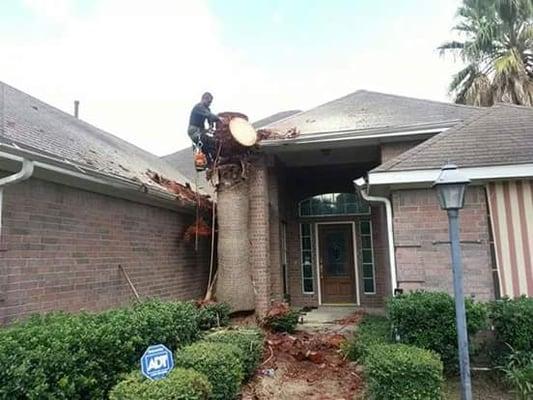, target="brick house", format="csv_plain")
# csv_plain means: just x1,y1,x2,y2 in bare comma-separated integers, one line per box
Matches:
240,91,533,314
0,82,211,324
